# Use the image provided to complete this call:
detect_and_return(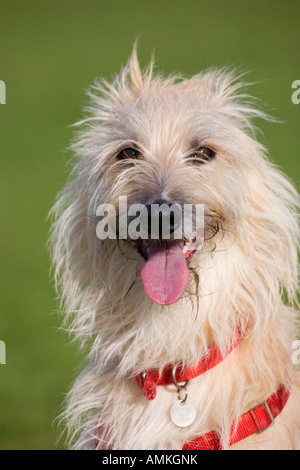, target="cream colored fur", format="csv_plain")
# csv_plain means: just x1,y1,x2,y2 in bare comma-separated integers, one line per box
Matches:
50,49,300,450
